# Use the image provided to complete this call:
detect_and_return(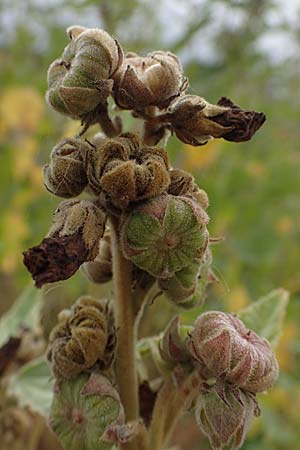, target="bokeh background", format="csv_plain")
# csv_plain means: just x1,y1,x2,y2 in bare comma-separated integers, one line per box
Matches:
0,0,300,449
